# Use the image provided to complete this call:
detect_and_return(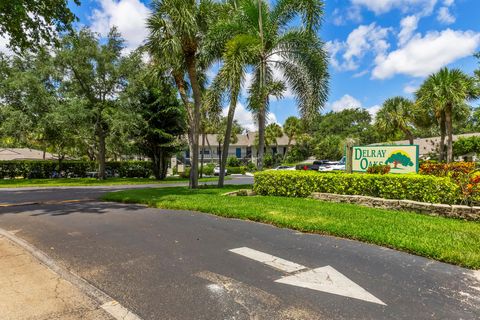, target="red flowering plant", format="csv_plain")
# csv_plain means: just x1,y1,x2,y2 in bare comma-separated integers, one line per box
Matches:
454,171,480,205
